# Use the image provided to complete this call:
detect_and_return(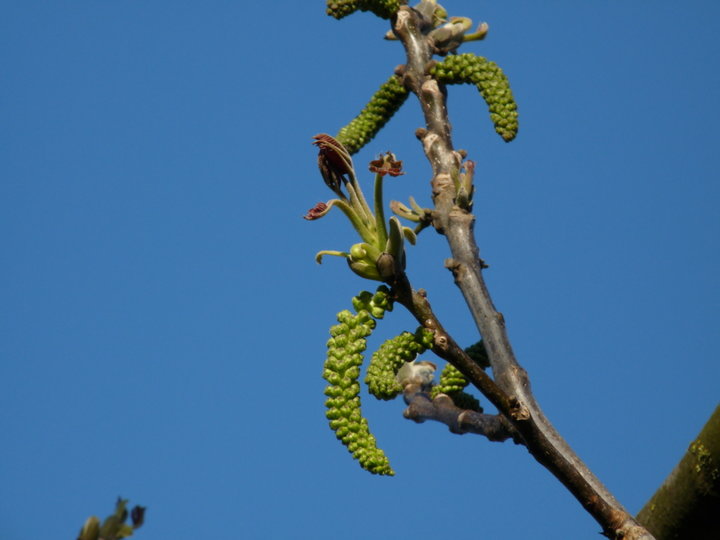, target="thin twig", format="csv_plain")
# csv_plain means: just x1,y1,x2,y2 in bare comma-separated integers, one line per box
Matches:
403,382,520,441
